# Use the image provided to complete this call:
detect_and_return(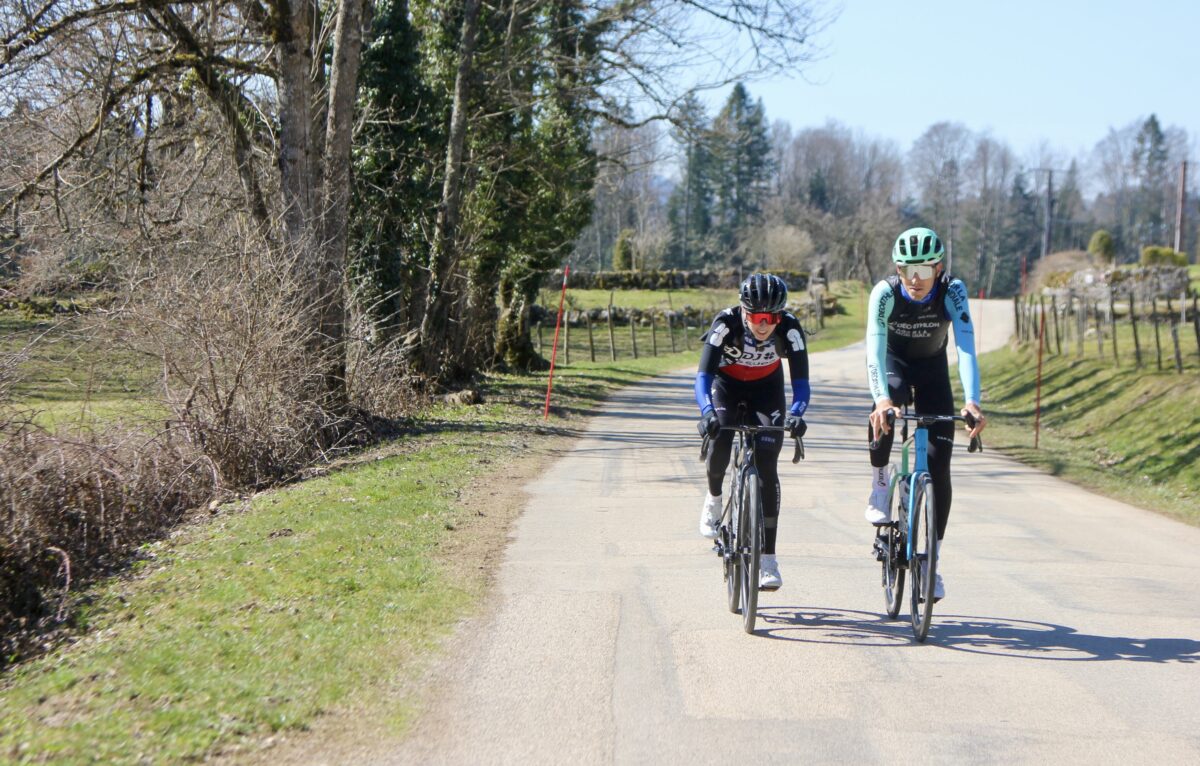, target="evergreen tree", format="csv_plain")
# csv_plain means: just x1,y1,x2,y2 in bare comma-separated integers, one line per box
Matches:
1131,114,1169,250
993,173,1040,296
1052,160,1089,252
665,93,716,268
351,0,443,341
709,84,773,263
